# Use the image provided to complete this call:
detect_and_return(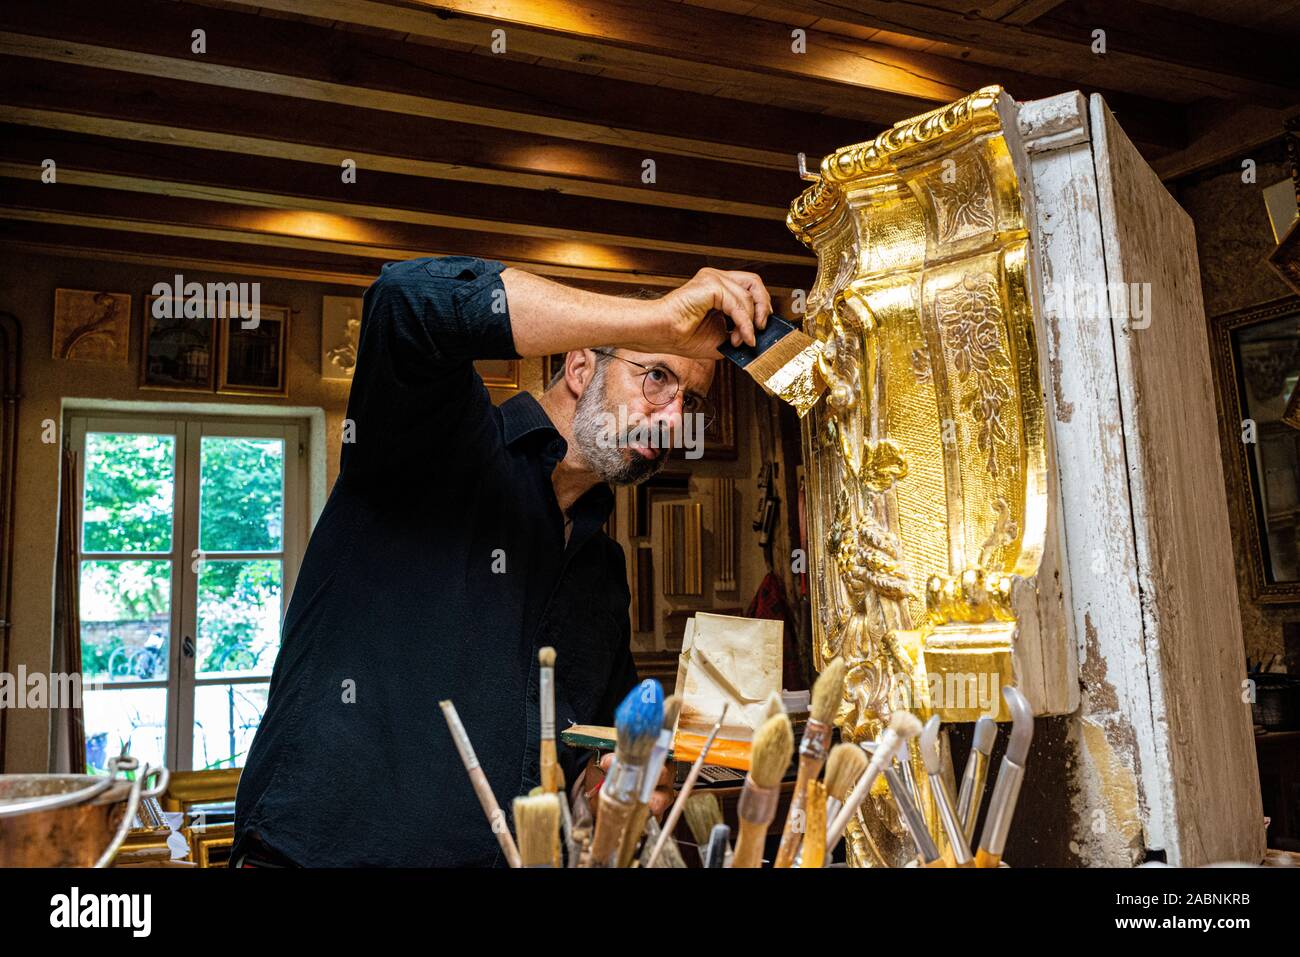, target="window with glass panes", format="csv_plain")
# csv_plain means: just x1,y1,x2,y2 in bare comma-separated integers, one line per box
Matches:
69,414,305,773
